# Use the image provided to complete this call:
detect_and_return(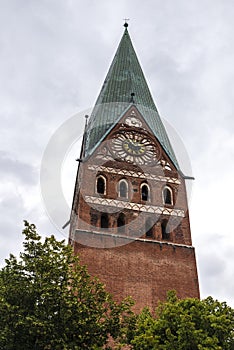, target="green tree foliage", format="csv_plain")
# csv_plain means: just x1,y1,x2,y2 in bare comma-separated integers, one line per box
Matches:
1,223,234,350
0,222,132,350
123,291,234,350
